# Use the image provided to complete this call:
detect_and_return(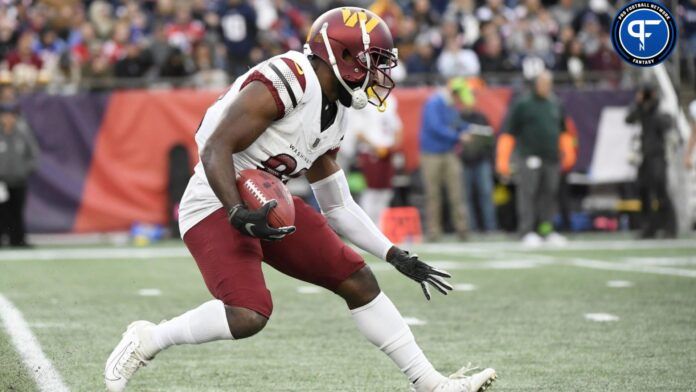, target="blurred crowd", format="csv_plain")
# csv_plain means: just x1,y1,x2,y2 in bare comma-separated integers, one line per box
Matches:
0,0,666,92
